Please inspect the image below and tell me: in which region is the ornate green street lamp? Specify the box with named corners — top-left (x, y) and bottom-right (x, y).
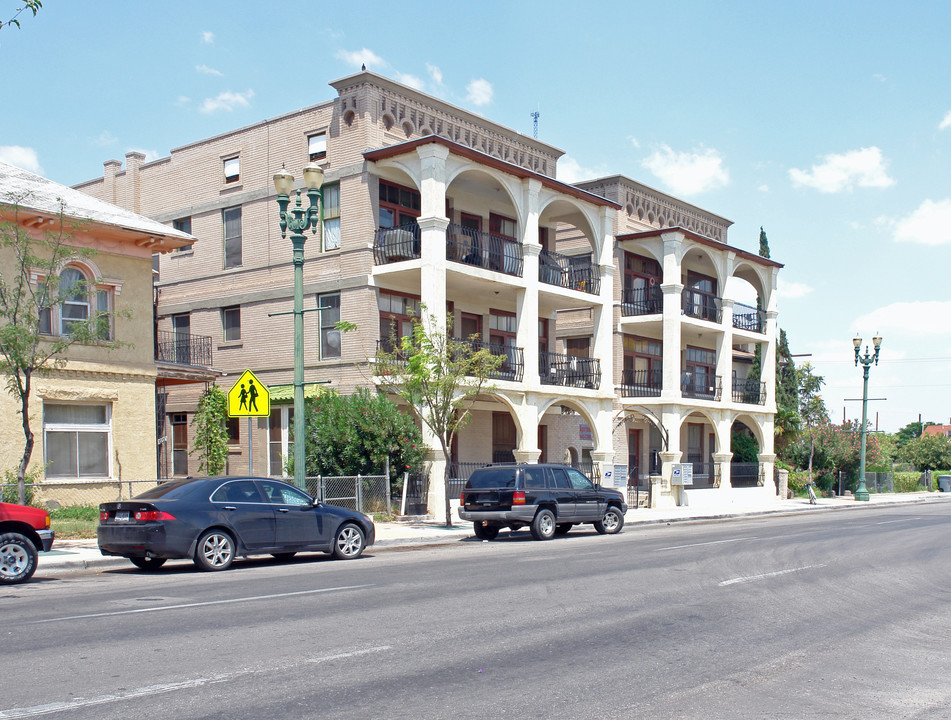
top-left (273, 163), bottom-right (323, 489)
top-left (852, 332), bottom-right (882, 502)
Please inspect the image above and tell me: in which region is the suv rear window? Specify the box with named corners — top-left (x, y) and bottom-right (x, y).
top-left (466, 468), bottom-right (518, 489)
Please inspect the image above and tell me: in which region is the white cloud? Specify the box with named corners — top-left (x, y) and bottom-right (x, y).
top-left (93, 131), bottom-right (117, 147)
top-left (200, 89), bottom-right (254, 114)
top-left (196, 64), bottom-right (222, 76)
top-left (395, 73), bottom-right (424, 90)
top-left (201, 31), bottom-right (214, 44)
top-left (758, 184), bottom-right (769, 193)
top-left (466, 78), bottom-right (493, 107)
top-left (335, 48), bottom-right (385, 69)
top-left (0, 145), bottom-right (42, 174)
top-left (939, 110), bottom-right (951, 130)
top-left (176, 96), bottom-right (191, 105)
top-left (627, 136), bottom-right (640, 149)
top-left (426, 63), bottom-right (443, 86)
top-left (854, 300), bottom-right (951, 337)
top-left (889, 199), bottom-right (951, 245)
top-left (640, 144), bottom-right (729, 195)
top-left (789, 147), bottom-right (894, 193)
top-left (777, 277), bottom-right (813, 299)
top-left (556, 155), bottom-right (609, 184)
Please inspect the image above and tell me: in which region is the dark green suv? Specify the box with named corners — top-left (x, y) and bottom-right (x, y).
top-left (458, 463), bottom-right (627, 540)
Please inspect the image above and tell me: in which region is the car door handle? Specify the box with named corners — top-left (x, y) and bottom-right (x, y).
top-left (224, 506), bottom-right (237, 511)
top-left (277, 508), bottom-right (289, 513)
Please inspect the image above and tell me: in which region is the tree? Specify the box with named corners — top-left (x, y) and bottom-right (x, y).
top-left (898, 433), bottom-right (951, 472)
top-left (894, 420), bottom-right (935, 452)
top-left (758, 226), bottom-right (771, 260)
top-left (785, 421), bottom-right (885, 493)
top-left (774, 329), bottom-right (801, 455)
top-left (796, 362), bottom-right (829, 427)
top-left (1, 1), bottom-right (41, 30)
top-left (0, 196), bottom-right (119, 504)
top-left (300, 388), bottom-right (426, 486)
top-left (374, 309), bottom-right (503, 526)
top-left (191, 385), bottom-right (229, 475)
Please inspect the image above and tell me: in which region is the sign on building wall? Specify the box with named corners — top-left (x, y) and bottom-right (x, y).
top-left (579, 424), bottom-right (592, 441)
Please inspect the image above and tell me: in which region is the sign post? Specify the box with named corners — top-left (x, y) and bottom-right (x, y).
top-left (228, 370), bottom-right (270, 475)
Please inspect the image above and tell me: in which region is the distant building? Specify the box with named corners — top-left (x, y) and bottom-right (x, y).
top-left (923, 424), bottom-right (951, 438)
top-left (75, 71), bottom-right (781, 513)
top-left (0, 160), bottom-right (211, 503)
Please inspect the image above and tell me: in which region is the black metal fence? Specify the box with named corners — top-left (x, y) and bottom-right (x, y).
top-left (732, 377), bottom-right (767, 405)
top-left (538, 249), bottom-right (600, 295)
top-left (621, 285), bottom-right (663, 316)
top-left (620, 368), bottom-right (663, 397)
top-left (540, 352), bottom-right (601, 389)
top-left (155, 330), bottom-right (213, 367)
top-left (446, 223), bottom-right (523, 277)
top-left (682, 373), bottom-right (722, 401)
top-left (730, 462), bottom-right (763, 488)
top-left (682, 288), bottom-right (722, 322)
top-left (732, 302), bottom-right (765, 333)
top-left (373, 224), bottom-right (421, 264)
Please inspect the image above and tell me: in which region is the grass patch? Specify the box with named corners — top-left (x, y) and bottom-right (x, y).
top-left (49, 505), bottom-right (99, 539)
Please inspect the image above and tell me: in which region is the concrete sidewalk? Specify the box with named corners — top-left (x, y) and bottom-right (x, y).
top-left (36, 491), bottom-right (948, 574)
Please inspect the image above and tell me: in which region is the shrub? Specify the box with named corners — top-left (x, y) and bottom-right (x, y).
top-left (2, 468), bottom-right (39, 505)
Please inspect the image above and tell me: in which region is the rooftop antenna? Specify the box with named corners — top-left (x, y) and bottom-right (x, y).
top-left (531, 107), bottom-right (540, 139)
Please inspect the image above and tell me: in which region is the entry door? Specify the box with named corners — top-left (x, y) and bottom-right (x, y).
top-left (628, 429), bottom-right (641, 486)
top-left (492, 412), bottom-right (516, 463)
top-left (460, 312), bottom-right (482, 342)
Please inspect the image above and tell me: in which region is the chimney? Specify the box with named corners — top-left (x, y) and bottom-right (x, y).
top-left (103, 159), bottom-right (121, 204)
top-left (125, 151), bottom-right (146, 214)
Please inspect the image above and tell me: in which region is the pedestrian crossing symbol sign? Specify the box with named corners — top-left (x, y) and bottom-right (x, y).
top-left (227, 369), bottom-right (270, 417)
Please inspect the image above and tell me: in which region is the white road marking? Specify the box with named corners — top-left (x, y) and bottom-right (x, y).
top-left (658, 537), bottom-right (757, 551)
top-left (875, 518), bottom-right (921, 525)
top-left (719, 564), bottom-right (826, 586)
top-left (30, 585), bottom-right (373, 624)
top-left (0, 646), bottom-right (393, 718)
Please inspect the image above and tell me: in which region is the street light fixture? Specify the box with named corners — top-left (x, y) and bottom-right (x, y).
top-left (853, 332), bottom-right (882, 501)
top-left (273, 162), bottom-right (323, 489)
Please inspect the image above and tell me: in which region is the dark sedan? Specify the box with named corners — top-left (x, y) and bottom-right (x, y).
top-left (98, 477), bottom-right (375, 571)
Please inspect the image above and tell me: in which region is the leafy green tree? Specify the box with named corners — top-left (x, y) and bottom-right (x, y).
top-left (374, 309), bottom-right (503, 526)
top-left (898, 433), bottom-right (951, 472)
top-left (300, 388), bottom-right (426, 487)
top-left (191, 385), bottom-right (229, 475)
top-left (758, 226), bottom-right (771, 260)
top-left (774, 329), bottom-right (801, 454)
top-left (894, 421), bottom-right (935, 452)
top-left (1, 1), bottom-right (41, 31)
top-left (0, 196), bottom-right (120, 504)
top-left (785, 421), bottom-right (884, 493)
top-left (796, 362), bottom-right (829, 427)
top-left (731, 431), bottom-right (760, 463)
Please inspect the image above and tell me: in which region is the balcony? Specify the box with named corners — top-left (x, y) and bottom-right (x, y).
top-left (155, 330), bottom-right (213, 367)
top-left (621, 286), bottom-right (663, 317)
top-left (538, 249), bottom-right (600, 295)
top-left (732, 302), bottom-right (765, 333)
top-left (681, 372), bottom-right (721, 401)
top-left (682, 287), bottom-right (722, 323)
top-left (446, 223), bottom-right (523, 277)
top-left (455, 338), bottom-right (525, 382)
top-left (540, 351), bottom-right (601, 389)
top-left (732, 377), bottom-right (767, 405)
top-left (373, 224), bottom-right (421, 265)
top-left (620, 368), bottom-right (663, 397)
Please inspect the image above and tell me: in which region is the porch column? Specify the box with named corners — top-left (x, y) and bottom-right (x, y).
top-left (717, 298), bottom-right (735, 404)
top-left (757, 452), bottom-right (777, 494)
top-left (517, 246), bottom-right (541, 384)
top-left (417, 144), bottom-right (449, 334)
top-left (423, 440), bottom-right (447, 519)
top-left (655, 408), bottom-right (683, 507)
top-left (762, 308), bottom-right (779, 415)
top-left (593, 263), bottom-right (614, 394)
top-left (513, 398), bottom-right (541, 464)
top-left (713, 452), bottom-right (733, 490)
top-left (715, 412), bottom-right (733, 490)
top-left (660, 233), bottom-right (684, 401)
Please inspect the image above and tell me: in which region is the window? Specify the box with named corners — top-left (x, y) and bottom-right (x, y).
top-left (223, 206), bottom-right (242, 269)
top-left (308, 132), bottom-right (327, 161)
top-left (489, 213), bottom-right (517, 239)
top-left (268, 407), bottom-right (291, 477)
top-left (172, 217), bottom-right (192, 252)
top-left (322, 182), bottom-right (340, 251)
top-left (222, 305), bottom-right (241, 342)
top-left (318, 292), bottom-right (341, 359)
top-left (260, 479), bottom-right (312, 506)
top-left (623, 335), bottom-right (663, 392)
top-left (38, 265), bottom-right (114, 340)
top-left (379, 180), bottom-right (420, 229)
top-left (171, 413), bottom-right (188, 476)
top-left (566, 337), bottom-right (590, 357)
top-left (224, 156), bottom-right (240, 183)
top-left (490, 310), bottom-right (518, 377)
top-left (226, 417), bottom-right (240, 445)
top-left (379, 292), bottom-right (420, 349)
top-left (44, 403), bottom-right (111, 479)
top-left (60, 267), bottom-right (89, 335)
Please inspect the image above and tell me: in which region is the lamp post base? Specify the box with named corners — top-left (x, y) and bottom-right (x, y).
top-left (854, 489), bottom-right (870, 501)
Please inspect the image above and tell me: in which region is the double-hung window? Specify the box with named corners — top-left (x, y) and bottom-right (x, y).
top-left (308, 132), bottom-right (327, 161)
top-left (322, 183), bottom-right (340, 251)
top-left (223, 206), bottom-right (242, 269)
top-left (44, 403), bottom-right (112, 479)
top-left (173, 217), bottom-right (193, 252)
top-left (318, 292), bottom-right (341, 359)
top-left (222, 305), bottom-right (241, 342)
top-left (224, 156), bottom-right (240, 184)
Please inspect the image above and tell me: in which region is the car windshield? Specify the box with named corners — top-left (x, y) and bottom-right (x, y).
top-left (466, 468), bottom-right (518, 489)
top-left (134, 480), bottom-right (197, 500)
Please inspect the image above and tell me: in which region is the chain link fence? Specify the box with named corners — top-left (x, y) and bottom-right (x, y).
top-left (302, 475), bottom-right (390, 516)
top-left (1, 480), bottom-right (165, 509)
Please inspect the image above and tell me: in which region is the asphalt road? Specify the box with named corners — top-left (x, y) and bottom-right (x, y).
top-left (4, 503), bottom-right (951, 719)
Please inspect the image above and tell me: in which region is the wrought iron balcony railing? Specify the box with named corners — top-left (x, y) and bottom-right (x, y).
top-left (538, 249), bottom-right (600, 295)
top-left (681, 372), bottom-right (722, 401)
top-left (621, 285), bottom-right (663, 316)
top-left (732, 302), bottom-right (766, 333)
top-left (620, 368), bottom-right (663, 397)
top-left (373, 223), bottom-right (421, 265)
top-left (453, 338), bottom-right (524, 382)
top-left (155, 330), bottom-right (213, 367)
top-left (446, 223), bottom-right (523, 277)
top-left (539, 351), bottom-right (601, 389)
top-left (732, 377), bottom-right (767, 405)
top-left (682, 287), bottom-right (722, 323)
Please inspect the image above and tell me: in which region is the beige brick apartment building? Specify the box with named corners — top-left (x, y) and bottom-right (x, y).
top-left (76, 70), bottom-right (781, 513)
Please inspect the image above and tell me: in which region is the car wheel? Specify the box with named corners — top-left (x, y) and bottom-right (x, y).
top-left (194, 529), bottom-right (235, 571)
top-left (129, 556), bottom-right (167, 570)
top-left (530, 509), bottom-right (556, 541)
top-left (0, 532), bottom-right (37, 585)
top-left (594, 506), bottom-right (625, 535)
top-left (271, 552), bottom-right (297, 561)
top-left (473, 523), bottom-right (500, 540)
top-left (554, 523), bottom-right (573, 536)
top-left (332, 524), bottom-right (365, 560)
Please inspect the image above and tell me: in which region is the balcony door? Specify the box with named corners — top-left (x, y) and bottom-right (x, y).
top-left (172, 313), bottom-right (190, 364)
top-left (460, 312), bottom-right (481, 342)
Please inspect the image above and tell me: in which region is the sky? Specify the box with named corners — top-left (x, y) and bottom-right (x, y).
top-left (1, 0), bottom-right (949, 433)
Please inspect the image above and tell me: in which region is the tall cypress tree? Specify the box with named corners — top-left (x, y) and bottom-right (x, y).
top-left (759, 226), bottom-right (770, 259)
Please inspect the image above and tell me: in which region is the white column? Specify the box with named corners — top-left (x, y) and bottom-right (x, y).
top-left (660, 234), bottom-right (684, 401)
top-left (717, 298), bottom-right (734, 404)
top-left (416, 144), bottom-right (449, 335)
top-left (518, 179), bottom-right (542, 385)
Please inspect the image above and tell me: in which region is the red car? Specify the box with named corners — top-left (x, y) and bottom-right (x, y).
top-left (0, 502), bottom-right (55, 584)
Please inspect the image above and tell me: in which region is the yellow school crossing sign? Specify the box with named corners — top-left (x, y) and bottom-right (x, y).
top-left (227, 369), bottom-right (270, 417)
